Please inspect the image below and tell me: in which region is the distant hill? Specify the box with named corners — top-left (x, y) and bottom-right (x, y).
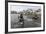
top-left (11, 11), bottom-right (17, 14)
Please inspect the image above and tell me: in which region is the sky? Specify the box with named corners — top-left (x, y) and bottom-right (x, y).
top-left (10, 5), bottom-right (41, 12)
